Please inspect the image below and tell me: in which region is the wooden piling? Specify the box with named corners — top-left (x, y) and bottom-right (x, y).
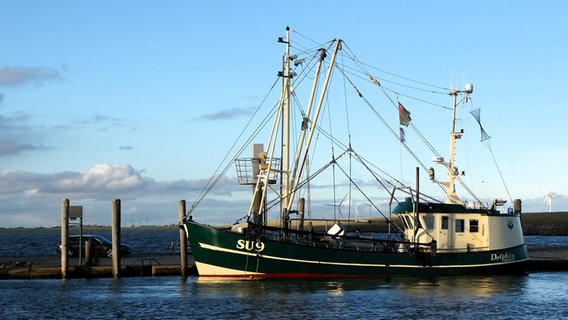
top-left (179, 200), bottom-right (187, 276)
top-left (85, 239), bottom-right (93, 266)
top-left (61, 199), bottom-right (69, 279)
top-left (112, 199), bottom-right (121, 278)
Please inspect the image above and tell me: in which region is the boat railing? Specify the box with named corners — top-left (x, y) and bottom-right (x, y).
top-left (251, 224), bottom-right (491, 254)
top-left (289, 236), bottom-right (405, 252)
top-left (253, 224), bottom-right (491, 254)
top-left (257, 225), bottom-right (408, 252)
top-left (432, 245), bottom-right (490, 254)
top-left (464, 201), bottom-right (489, 210)
top-left (235, 157), bottom-right (280, 185)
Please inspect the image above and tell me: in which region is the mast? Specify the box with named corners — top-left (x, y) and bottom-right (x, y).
top-left (282, 27), bottom-right (291, 204)
top-left (285, 39), bottom-right (342, 213)
top-left (286, 48), bottom-right (326, 208)
top-left (244, 28), bottom-right (292, 226)
top-left (439, 83), bottom-right (473, 204)
top-left (278, 27), bottom-right (292, 229)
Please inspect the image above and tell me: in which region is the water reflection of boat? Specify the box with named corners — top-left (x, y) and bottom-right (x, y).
top-left (193, 275), bottom-right (524, 299)
top-left (182, 27), bottom-right (528, 278)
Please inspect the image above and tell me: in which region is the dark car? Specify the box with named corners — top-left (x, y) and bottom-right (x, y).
top-left (56, 235), bottom-right (131, 257)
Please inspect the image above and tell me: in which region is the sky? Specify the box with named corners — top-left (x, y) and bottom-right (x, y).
top-left (1, 1), bottom-right (567, 228)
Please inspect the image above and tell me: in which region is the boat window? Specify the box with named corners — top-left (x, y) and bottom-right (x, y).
top-left (441, 216), bottom-right (449, 230)
top-left (399, 216), bottom-right (409, 229)
top-left (423, 215), bottom-right (435, 230)
top-left (470, 219), bottom-right (479, 232)
top-left (404, 215), bottom-right (414, 229)
top-left (456, 219), bottom-right (465, 232)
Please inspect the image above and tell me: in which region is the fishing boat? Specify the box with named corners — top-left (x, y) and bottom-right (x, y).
top-left (182, 27), bottom-right (528, 278)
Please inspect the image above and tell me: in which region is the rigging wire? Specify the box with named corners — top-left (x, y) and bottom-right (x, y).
top-left (188, 78), bottom-right (281, 215)
top-left (487, 144), bottom-right (513, 204)
top-left (469, 98), bottom-right (513, 204)
top-left (341, 42), bottom-right (450, 92)
top-left (290, 29), bottom-right (333, 53)
top-left (190, 34), bottom-right (509, 225)
top-left (291, 32), bottom-right (451, 111)
top-left (298, 105), bottom-right (441, 211)
top-left (333, 152), bottom-right (406, 234)
top-left (335, 64), bottom-right (431, 173)
top-left (335, 47), bottom-right (489, 200)
top-left (189, 39), bottom-right (324, 216)
top-left (295, 38), bottom-right (458, 202)
top-left (338, 64), bottom-right (452, 110)
top-left (337, 46), bottom-right (453, 197)
top-left (341, 50), bottom-right (355, 225)
top-left (263, 147), bottom-right (407, 233)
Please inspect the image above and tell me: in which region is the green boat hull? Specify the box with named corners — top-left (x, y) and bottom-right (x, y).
top-left (184, 221), bottom-right (529, 278)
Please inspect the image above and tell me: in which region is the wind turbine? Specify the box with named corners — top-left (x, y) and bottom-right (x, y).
top-left (545, 193), bottom-right (552, 213)
top-left (326, 195), bottom-right (367, 219)
top-left (541, 186), bottom-right (557, 213)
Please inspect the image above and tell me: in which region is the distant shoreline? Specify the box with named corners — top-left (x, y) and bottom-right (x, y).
top-left (2, 212), bottom-right (567, 236)
top-left (520, 211), bottom-right (568, 236)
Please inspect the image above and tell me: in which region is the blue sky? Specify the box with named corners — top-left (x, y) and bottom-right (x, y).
top-left (1, 1), bottom-right (567, 227)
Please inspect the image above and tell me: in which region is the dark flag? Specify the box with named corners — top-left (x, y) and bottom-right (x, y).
top-left (399, 127), bottom-right (406, 143)
top-left (398, 102), bottom-right (412, 127)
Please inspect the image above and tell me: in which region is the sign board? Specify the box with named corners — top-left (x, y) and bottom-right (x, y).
top-left (69, 206), bottom-right (83, 219)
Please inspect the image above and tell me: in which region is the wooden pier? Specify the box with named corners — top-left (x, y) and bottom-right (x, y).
top-left (526, 245), bottom-right (568, 271)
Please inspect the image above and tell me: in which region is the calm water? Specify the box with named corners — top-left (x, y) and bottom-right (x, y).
top-left (1, 273), bottom-right (567, 319)
top-left (1, 228), bottom-right (568, 318)
top-left (1, 227), bottom-right (566, 257)
top-left (0, 227), bottom-right (183, 257)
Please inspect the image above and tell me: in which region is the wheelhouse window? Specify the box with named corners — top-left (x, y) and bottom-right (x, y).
top-left (470, 219), bottom-right (479, 232)
top-left (441, 216), bottom-right (449, 230)
top-left (406, 215), bottom-right (414, 229)
top-left (456, 219), bottom-right (465, 232)
top-left (423, 215), bottom-right (435, 230)
top-left (399, 215), bottom-right (411, 229)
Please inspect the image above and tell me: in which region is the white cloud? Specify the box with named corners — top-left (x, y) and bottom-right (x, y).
top-left (0, 163), bottom-right (245, 227)
top-left (0, 161), bottom-right (566, 228)
top-left (55, 164), bottom-right (144, 192)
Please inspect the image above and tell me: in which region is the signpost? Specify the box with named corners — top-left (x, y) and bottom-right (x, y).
top-left (69, 206), bottom-right (83, 264)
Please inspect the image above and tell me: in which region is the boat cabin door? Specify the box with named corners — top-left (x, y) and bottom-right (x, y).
top-left (438, 215), bottom-right (450, 249)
